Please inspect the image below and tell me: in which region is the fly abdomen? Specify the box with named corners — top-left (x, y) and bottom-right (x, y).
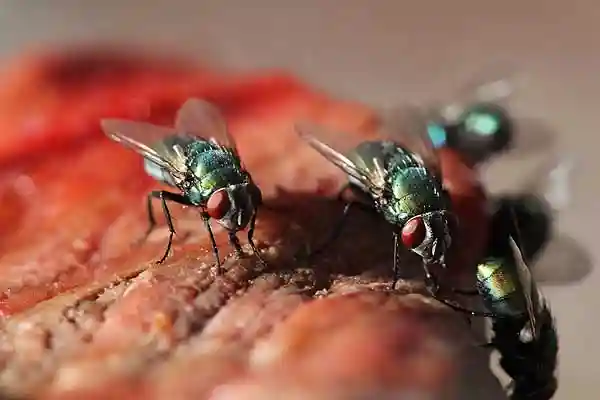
top-left (476, 259), bottom-right (527, 318)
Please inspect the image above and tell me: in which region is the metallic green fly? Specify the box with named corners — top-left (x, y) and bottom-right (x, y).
top-left (440, 156), bottom-right (569, 400)
top-left (101, 99), bottom-right (266, 273)
top-left (295, 107), bottom-right (455, 294)
top-left (451, 213), bottom-right (559, 400)
top-left (426, 73), bottom-right (515, 165)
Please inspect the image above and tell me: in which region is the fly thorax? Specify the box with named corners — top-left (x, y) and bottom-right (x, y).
top-left (184, 140), bottom-right (218, 163)
top-left (198, 167), bottom-right (243, 198)
top-left (389, 169), bottom-right (443, 217)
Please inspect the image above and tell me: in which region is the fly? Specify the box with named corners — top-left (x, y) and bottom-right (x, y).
top-left (295, 107), bottom-right (455, 294)
top-left (426, 74), bottom-right (516, 166)
top-left (101, 98), bottom-right (266, 273)
top-left (449, 208), bottom-right (559, 400)
top-left (427, 102), bottom-right (566, 398)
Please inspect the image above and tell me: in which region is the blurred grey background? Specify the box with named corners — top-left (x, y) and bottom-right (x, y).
top-left (0, 1), bottom-right (598, 398)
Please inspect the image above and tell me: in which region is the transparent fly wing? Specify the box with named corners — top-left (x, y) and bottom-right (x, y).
top-left (507, 235), bottom-right (538, 340)
top-left (439, 67), bottom-right (519, 123)
top-left (174, 98), bottom-right (238, 155)
top-left (505, 152), bottom-right (574, 217)
top-left (485, 150), bottom-right (574, 215)
top-left (295, 121), bottom-right (386, 195)
top-left (527, 155), bottom-right (574, 215)
top-left (378, 105), bottom-right (443, 177)
top-left (101, 119), bottom-right (188, 181)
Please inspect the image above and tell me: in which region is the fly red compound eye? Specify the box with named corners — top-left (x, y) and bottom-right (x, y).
top-left (206, 189), bottom-right (231, 220)
top-left (401, 216), bottom-right (426, 249)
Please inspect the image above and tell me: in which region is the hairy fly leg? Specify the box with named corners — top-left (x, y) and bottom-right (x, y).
top-left (139, 190), bottom-right (194, 264)
top-left (229, 232), bottom-right (244, 257)
top-left (201, 211), bottom-right (222, 275)
top-left (392, 231), bottom-right (400, 289)
top-left (424, 271), bottom-right (499, 319)
top-left (247, 211), bottom-right (267, 268)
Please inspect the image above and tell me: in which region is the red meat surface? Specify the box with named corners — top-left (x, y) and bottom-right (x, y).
top-left (0, 49), bottom-right (490, 399)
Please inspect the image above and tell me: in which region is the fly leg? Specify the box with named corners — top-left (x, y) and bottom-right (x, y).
top-left (435, 297), bottom-right (498, 318)
top-left (393, 229), bottom-right (441, 291)
top-left (432, 293), bottom-right (499, 318)
top-left (391, 233), bottom-right (436, 291)
top-left (422, 262), bottom-right (441, 296)
top-left (307, 183), bottom-right (375, 259)
top-left (248, 211), bottom-right (267, 268)
top-left (136, 193), bottom-right (159, 246)
top-left (424, 273), bottom-right (496, 345)
top-left (201, 211), bottom-right (222, 275)
top-left (307, 201), bottom-right (353, 259)
top-left (392, 232), bottom-right (401, 289)
top-left (141, 191), bottom-right (193, 264)
top-left (228, 232), bottom-right (243, 257)
top-left (419, 261), bottom-right (499, 317)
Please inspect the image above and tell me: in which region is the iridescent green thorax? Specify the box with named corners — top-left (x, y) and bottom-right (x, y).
top-left (184, 140), bottom-right (248, 205)
top-left (383, 146), bottom-right (445, 225)
top-left (476, 257), bottom-right (527, 318)
top-left (385, 166), bottom-right (445, 223)
top-left (347, 141), bottom-right (447, 226)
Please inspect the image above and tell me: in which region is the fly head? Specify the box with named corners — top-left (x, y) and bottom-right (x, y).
top-left (209, 183), bottom-right (261, 232)
top-left (401, 211), bottom-right (453, 267)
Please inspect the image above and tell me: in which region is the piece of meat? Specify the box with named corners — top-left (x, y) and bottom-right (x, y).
top-left (0, 50), bottom-right (495, 400)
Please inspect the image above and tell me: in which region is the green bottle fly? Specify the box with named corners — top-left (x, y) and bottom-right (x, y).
top-left (101, 98), bottom-right (265, 273)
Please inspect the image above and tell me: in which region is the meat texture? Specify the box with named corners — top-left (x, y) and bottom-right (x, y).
top-left (0, 49), bottom-right (497, 400)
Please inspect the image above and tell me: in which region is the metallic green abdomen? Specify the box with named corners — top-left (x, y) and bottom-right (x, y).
top-left (185, 141), bottom-right (247, 204)
top-left (476, 258), bottom-right (527, 318)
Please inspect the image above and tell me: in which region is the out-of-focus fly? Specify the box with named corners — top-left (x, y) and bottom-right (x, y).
top-left (430, 106), bottom-right (567, 399)
top-left (426, 74), bottom-right (515, 165)
top-left (451, 211), bottom-right (559, 400)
